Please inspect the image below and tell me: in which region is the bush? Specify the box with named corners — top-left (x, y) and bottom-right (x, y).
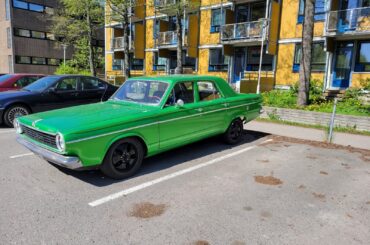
top-left (55, 62), bottom-right (91, 76)
top-left (359, 78), bottom-right (370, 91)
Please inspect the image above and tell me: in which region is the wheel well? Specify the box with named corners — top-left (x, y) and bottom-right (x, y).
top-left (130, 136), bottom-right (148, 156)
top-left (4, 103), bottom-right (32, 114)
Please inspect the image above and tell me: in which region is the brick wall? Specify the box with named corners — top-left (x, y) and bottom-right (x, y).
top-left (261, 107), bottom-right (370, 132)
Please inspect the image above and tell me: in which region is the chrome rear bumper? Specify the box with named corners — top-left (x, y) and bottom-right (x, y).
top-left (16, 136), bottom-right (83, 170)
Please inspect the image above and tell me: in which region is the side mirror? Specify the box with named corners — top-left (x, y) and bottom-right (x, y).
top-left (175, 99), bottom-right (184, 107)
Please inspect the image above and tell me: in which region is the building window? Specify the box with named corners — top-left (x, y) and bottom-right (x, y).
top-left (8, 55), bottom-right (13, 72)
top-left (129, 55), bottom-right (144, 70)
top-left (31, 30), bottom-right (46, 39)
top-left (153, 52), bottom-right (166, 71)
top-left (47, 58), bottom-right (60, 66)
top-left (112, 59), bottom-right (122, 70)
top-left (5, 0), bottom-right (10, 20)
top-left (246, 46), bottom-right (274, 71)
top-left (153, 19), bottom-right (159, 39)
top-left (7, 27), bottom-right (12, 49)
top-left (31, 57), bottom-right (46, 65)
top-left (211, 9), bottom-right (222, 33)
top-left (293, 42), bottom-right (326, 72)
top-left (209, 49), bottom-right (229, 71)
top-left (15, 56), bottom-right (31, 64)
top-left (14, 28), bottom-right (55, 40)
top-left (298, 0), bottom-right (326, 23)
top-left (355, 41), bottom-right (370, 72)
top-left (14, 28), bottom-right (31, 37)
top-left (12, 0), bottom-right (51, 13)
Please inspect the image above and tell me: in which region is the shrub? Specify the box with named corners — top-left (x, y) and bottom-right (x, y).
top-left (55, 62), bottom-right (91, 76)
top-left (359, 78), bottom-right (370, 91)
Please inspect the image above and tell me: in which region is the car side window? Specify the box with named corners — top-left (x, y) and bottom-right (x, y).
top-left (197, 81), bottom-right (222, 102)
top-left (28, 76), bottom-right (39, 84)
top-left (14, 77), bottom-right (31, 87)
top-left (55, 77), bottom-right (78, 91)
top-left (81, 77), bottom-right (106, 91)
top-left (166, 82), bottom-right (194, 106)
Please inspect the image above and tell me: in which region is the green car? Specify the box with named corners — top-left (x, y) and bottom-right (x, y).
top-left (15, 75), bottom-right (262, 179)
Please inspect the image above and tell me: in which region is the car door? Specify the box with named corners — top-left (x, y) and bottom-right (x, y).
top-left (158, 81), bottom-right (204, 149)
top-left (52, 76), bottom-right (81, 108)
top-left (195, 80), bottom-right (228, 134)
top-left (79, 77), bottom-right (106, 103)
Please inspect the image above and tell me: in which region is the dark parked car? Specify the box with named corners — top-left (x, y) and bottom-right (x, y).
top-left (0, 75), bottom-right (118, 127)
top-left (0, 74), bottom-right (44, 92)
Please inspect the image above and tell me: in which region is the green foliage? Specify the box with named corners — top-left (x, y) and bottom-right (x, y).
top-left (262, 80), bottom-right (370, 117)
top-left (359, 78), bottom-right (370, 90)
top-left (55, 62), bottom-right (90, 75)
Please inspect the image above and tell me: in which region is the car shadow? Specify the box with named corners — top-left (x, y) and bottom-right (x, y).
top-left (55, 130), bottom-right (270, 187)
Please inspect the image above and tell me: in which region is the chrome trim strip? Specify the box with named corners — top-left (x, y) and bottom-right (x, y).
top-left (67, 102), bottom-right (258, 144)
top-left (17, 136), bottom-right (82, 170)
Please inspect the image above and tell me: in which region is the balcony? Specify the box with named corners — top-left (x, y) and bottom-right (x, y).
top-left (157, 31), bottom-right (188, 48)
top-left (325, 7), bottom-right (370, 37)
top-left (112, 37), bottom-right (134, 51)
top-left (220, 19), bottom-right (269, 45)
top-left (154, 0), bottom-right (199, 15)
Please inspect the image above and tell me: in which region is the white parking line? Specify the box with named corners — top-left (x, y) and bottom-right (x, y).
top-left (9, 153), bottom-right (34, 159)
top-left (89, 139), bottom-right (273, 207)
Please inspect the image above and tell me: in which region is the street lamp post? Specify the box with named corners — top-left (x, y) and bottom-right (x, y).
top-left (61, 44), bottom-right (68, 71)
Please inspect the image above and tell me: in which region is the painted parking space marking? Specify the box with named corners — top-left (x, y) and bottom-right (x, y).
top-left (89, 139), bottom-right (273, 207)
top-left (9, 153), bottom-right (34, 159)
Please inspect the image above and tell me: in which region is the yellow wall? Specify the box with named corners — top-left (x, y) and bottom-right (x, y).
top-left (199, 10), bottom-right (220, 45)
top-left (279, 0), bottom-right (324, 39)
top-left (351, 73), bottom-right (370, 88)
top-left (146, 19), bottom-right (155, 49)
top-left (275, 43), bottom-right (325, 86)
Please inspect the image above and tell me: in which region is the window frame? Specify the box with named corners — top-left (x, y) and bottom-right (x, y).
top-left (196, 80), bottom-right (224, 102)
top-left (293, 42), bottom-right (326, 72)
top-left (355, 41), bottom-right (370, 72)
top-left (208, 48), bottom-right (229, 72)
top-left (153, 52), bottom-right (166, 71)
top-left (12, 0), bottom-right (52, 13)
top-left (297, 0), bottom-right (326, 23)
top-left (210, 8), bottom-right (222, 33)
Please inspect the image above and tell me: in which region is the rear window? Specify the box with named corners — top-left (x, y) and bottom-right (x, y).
top-left (0, 74), bottom-right (15, 83)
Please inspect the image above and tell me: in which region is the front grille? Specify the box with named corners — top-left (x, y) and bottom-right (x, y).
top-left (21, 125), bottom-right (57, 148)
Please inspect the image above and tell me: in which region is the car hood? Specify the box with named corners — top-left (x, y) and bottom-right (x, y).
top-left (19, 101), bottom-right (159, 136)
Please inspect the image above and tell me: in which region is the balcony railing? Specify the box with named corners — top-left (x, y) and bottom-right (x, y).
top-left (326, 7), bottom-right (370, 34)
top-left (155, 0), bottom-right (176, 8)
top-left (157, 31), bottom-right (188, 47)
top-left (112, 37), bottom-right (134, 51)
top-left (220, 19), bottom-right (268, 42)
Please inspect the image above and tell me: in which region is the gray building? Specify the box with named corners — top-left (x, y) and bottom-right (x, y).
top-left (0, 0), bottom-right (104, 75)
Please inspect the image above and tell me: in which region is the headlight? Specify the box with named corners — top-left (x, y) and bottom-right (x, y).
top-left (56, 133), bottom-right (65, 152)
top-left (14, 119), bottom-right (23, 134)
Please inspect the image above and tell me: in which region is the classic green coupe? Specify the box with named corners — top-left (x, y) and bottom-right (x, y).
top-left (15, 75), bottom-right (262, 179)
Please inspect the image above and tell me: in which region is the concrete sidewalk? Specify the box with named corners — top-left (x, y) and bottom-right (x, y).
top-left (245, 121), bottom-right (370, 150)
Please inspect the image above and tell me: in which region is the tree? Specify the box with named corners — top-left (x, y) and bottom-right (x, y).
top-left (51, 0), bottom-right (104, 76)
top-left (298, 0), bottom-right (315, 106)
top-left (106, 0), bottom-right (133, 79)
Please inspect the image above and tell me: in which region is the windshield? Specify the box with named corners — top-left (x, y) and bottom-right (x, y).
top-left (23, 76), bottom-right (59, 92)
top-left (111, 80), bottom-right (169, 105)
top-left (0, 74), bottom-right (15, 83)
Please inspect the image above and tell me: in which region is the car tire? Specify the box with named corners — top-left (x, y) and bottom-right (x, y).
top-left (4, 105), bottom-right (30, 127)
top-left (223, 118), bottom-right (244, 145)
top-left (100, 138), bottom-right (144, 180)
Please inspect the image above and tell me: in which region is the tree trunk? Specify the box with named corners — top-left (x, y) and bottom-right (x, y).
top-left (86, 10), bottom-right (96, 76)
top-left (122, 11), bottom-right (131, 79)
top-left (298, 0), bottom-right (315, 106)
top-left (175, 11), bottom-right (183, 74)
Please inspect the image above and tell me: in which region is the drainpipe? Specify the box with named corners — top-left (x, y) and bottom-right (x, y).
top-left (256, 0), bottom-right (270, 94)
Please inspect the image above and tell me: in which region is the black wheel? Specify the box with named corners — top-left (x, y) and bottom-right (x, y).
top-left (100, 138), bottom-right (144, 179)
top-left (4, 105), bottom-right (30, 127)
top-left (223, 118), bottom-right (244, 144)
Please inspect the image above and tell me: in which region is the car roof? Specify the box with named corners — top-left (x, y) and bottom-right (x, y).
top-left (9, 73), bottom-right (45, 76)
top-left (130, 75), bottom-right (225, 84)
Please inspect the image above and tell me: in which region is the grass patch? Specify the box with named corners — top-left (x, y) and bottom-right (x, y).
top-left (256, 117), bottom-right (370, 136)
top-left (262, 80), bottom-right (370, 117)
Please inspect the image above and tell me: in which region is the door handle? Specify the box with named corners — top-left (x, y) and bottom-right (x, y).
top-left (195, 108), bottom-right (203, 113)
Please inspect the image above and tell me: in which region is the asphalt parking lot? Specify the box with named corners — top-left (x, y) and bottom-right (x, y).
top-left (0, 126), bottom-right (369, 245)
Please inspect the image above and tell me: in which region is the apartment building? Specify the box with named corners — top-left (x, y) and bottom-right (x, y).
top-left (105, 0), bottom-right (370, 91)
top-left (0, 0), bottom-right (104, 75)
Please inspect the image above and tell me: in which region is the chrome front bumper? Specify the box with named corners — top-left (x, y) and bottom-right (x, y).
top-left (16, 136), bottom-right (83, 170)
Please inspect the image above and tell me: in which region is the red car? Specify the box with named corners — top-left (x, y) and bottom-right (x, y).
top-left (0, 74), bottom-right (44, 92)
